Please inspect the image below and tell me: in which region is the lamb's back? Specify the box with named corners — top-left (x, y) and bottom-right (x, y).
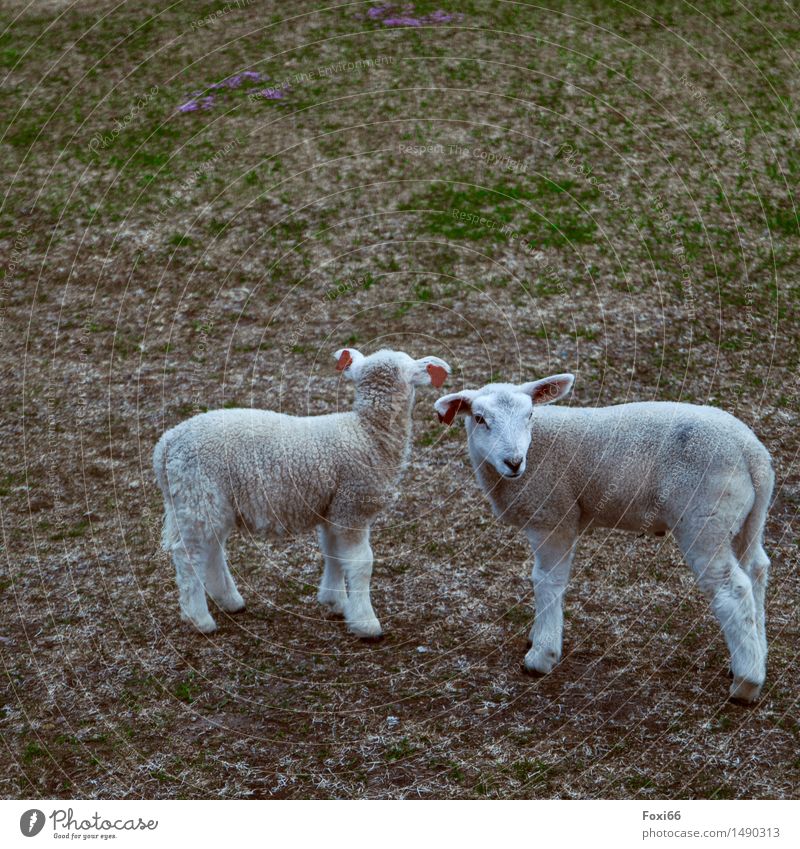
top-left (539, 401), bottom-right (761, 470)
top-left (158, 407), bottom-right (357, 494)
top-left (511, 401), bottom-right (765, 531)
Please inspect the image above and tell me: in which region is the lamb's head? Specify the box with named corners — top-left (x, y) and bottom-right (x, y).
top-left (434, 373), bottom-right (574, 478)
top-left (333, 348), bottom-right (451, 408)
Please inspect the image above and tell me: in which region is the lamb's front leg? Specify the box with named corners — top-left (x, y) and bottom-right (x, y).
top-left (317, 524), bottom-right (347, 616)
top-left (326, 525), bottom-right (382, 639)
top-left (523, 527), bottom-right (577, 675)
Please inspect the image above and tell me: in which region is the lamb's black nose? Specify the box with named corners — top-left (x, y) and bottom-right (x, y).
top-left (504, 458), bottom-right (522, 474)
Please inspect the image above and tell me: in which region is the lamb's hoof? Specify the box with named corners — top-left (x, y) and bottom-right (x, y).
top-left (347, 619), bottom-right (383, 641)
top-left (218, 594), bottom-right (246, 614)
top-left (729, 678), bottom-right (762, 705)
top-left (182, 612), bottom-right (218, 634)
top-left (319, 599), bottom-right (346, 618)
top-left (726, 666), bottom-right (734, 679)
top-left (522, 662), bottom-right (547, 678)
top-left (526, 638), bottom-right (533, 650)
top-left (523, 647), bottom-right (558, 676)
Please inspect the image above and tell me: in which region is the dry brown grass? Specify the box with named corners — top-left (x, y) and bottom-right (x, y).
top-left (1, 0), bottom-right (798, 798)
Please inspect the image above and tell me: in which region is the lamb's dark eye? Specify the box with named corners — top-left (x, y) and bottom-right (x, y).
top-left (474, 414), bottom-right (488, 427)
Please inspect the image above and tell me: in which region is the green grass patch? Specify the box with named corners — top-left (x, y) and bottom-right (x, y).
top-left (402, 178), bottom-right (598, 247)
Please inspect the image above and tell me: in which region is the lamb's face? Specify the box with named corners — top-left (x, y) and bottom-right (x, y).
top-left (434, 373), bottom-right (576, 479)
top-left (465, 388), bottom-right (535, 478)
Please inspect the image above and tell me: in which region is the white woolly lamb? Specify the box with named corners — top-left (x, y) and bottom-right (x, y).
top-left (435, 375), bottom-right (774, 703)
top-left (154, 348), bottom-right (450, 638)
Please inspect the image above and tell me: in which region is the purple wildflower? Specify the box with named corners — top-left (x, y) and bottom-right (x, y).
top-left (426, 10), bottom-right (460, 23)
top-left (178, 69), bottom-right (287, 115)
top-left (259, 87), bottom-right (285, 99)
top-left (366, 4), bottom-right (462, 26)
top-left (382, 16), bottom-right (422, 26)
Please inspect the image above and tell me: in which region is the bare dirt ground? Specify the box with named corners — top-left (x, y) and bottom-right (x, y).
top-left (1, 0), bottom-right (798, 799)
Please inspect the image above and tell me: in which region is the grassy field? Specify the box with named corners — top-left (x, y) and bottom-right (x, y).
top-left (1, 0), bottom-right (798, 799)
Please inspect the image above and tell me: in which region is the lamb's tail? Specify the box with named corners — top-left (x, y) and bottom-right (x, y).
top-left (735, 444), bottom-right (774, 569)
top-left (153, 430), bottom-right (181, 552)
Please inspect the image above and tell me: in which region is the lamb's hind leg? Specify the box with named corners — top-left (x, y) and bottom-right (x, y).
top-left (676, 525), bottom-right (764, 703)
top-left (171, 530), bottom-right (217, 634)
top-left (747, 546), bottom-right (770, 661)
top-left (735, 537), bottom-right (770, 663)
top-left (317, 525), bottom-right (347, 616)
top-left (523, 527), bottom-right (577, 675)
top-left (204, 535), bottom-right (245, 614)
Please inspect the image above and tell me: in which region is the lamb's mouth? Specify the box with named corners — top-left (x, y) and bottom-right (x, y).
top-left (503, 471), bottom-right (523, 479)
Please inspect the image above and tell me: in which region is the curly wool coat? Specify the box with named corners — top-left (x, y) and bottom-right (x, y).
top-left (154, 360), bottom-right (419, 548)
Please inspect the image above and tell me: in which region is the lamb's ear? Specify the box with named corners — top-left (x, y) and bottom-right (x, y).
top-left (333, 347), bottom-right (365, 380)
top-left (519, 373), bottom-right (575, 406)
top-left (413, 356), bottom-right (451, 389)
top-left (434, 390), bottom-right (476, 425)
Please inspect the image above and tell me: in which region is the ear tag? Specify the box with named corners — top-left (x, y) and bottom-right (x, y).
top-left (427, 364), bottom-right (448, 388)
top-left (336, 350), bottom-right (353, 371)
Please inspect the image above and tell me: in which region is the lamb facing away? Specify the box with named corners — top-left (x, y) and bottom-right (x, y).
top-left (435, 375), bottom-right (774, 703)
top-left (154, 348), bottom-right (450, 638)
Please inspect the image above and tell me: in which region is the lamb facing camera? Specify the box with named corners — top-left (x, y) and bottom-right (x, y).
top-left (154, 348), bottom-right (450, 639)
top-left (435, 375), bottom-right (774, 704)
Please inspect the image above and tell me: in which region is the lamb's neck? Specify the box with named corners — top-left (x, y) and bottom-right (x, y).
top-left (355, 389), bottom-right (415, 468)
top-left (472, 451), bottom-right (504, 500)
top-left (472, 455), bottom-right (527, 525)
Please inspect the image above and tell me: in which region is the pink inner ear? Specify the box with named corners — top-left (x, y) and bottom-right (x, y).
top-left (426, 364), bottom-right (448, 389)
top-left (336, 350), bottom-right (353, 371)
top-left (437, 397), bottom-right (468, 425)
top-left (533, 380), bottom-right (560, 403)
